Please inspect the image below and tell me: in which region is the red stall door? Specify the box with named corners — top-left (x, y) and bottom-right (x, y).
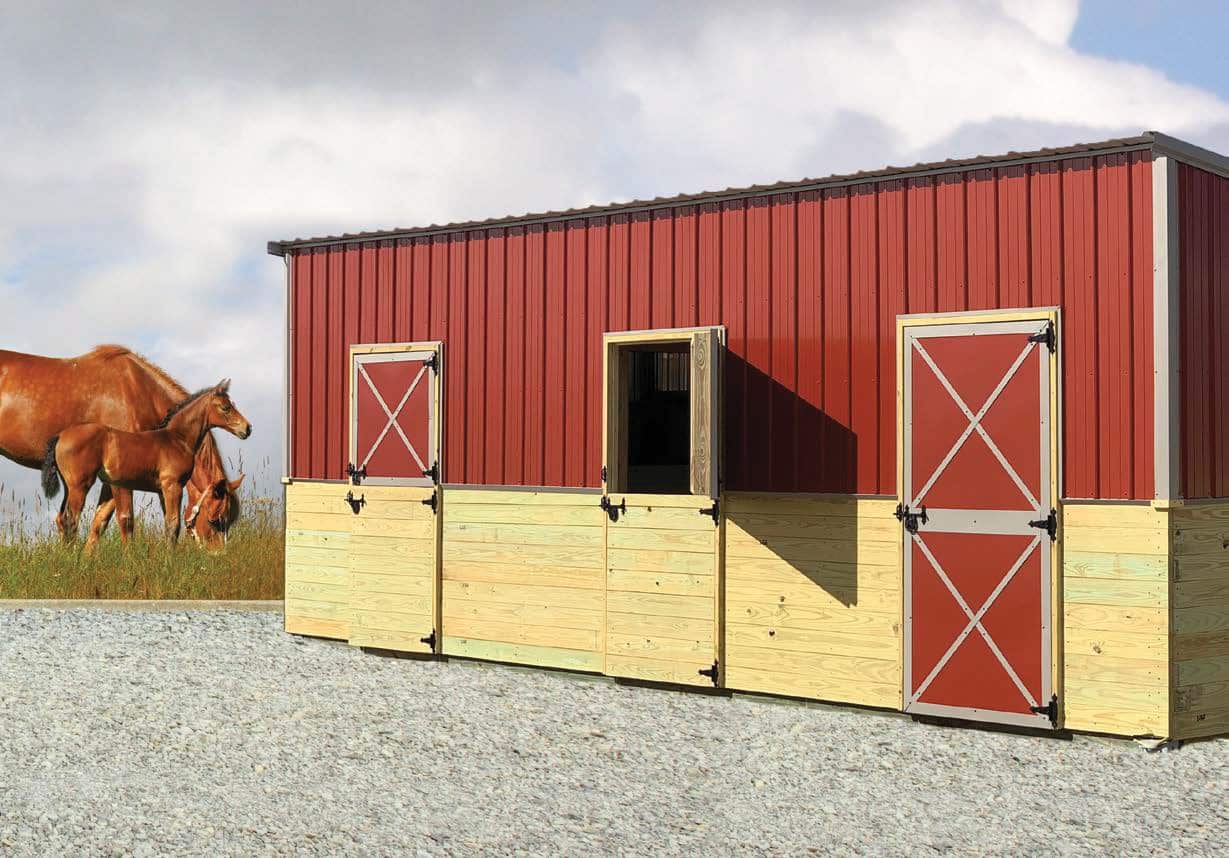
top-left (350, 349), bottom-right (439, 486)
top-left (901, 316), bottom-right (1057, 729)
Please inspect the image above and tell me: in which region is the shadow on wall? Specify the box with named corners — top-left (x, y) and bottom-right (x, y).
top-left (724, 355), bottom-right (875, 611)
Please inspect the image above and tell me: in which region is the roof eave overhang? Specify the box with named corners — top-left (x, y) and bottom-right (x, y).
top-left (265, 131), bottom-right (1228, 257)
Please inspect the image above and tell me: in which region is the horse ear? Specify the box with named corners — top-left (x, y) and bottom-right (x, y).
top-left (212, 479), bottom-right (228, 499)
top-left (228, 473), bottom-right (246, 492)
top-left (216, 378), bottom-right (231, 393)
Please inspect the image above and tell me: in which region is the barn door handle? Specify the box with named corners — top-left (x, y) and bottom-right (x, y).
top-left (346, 463), bottom-right (367, 485)
top-left (698, 661), bottom-right (719, 685)
top-left (699, 500), bottom-right (720, 524)
top-left (345, 491), bottom-right (366, 514)
top-left (423, 462), bottom-right (439, 484)
top-left (421, 491), bottom-right (438, 513)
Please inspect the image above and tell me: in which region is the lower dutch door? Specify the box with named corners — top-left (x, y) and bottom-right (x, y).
top-left (900, 314), bottom-right (1059, 729)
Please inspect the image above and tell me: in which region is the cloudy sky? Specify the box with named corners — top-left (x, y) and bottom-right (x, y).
top-left (2, 0), bottom-right (1227, 521)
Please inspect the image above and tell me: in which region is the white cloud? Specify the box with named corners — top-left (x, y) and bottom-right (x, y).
top-left (2, 0), bottom-right (1228, 519)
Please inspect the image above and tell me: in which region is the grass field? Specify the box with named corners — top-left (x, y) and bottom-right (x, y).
top-left (0, 495), bottom-right (284, 600)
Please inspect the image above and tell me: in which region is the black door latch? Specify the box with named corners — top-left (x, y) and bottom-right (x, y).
top-left (420, 630), bottom-right (437, 652)
top-left (1028, 508), bottom-right (1058, 541)
top-left (698, 661), bottom-right (719, 685)
top-left (894, 503), bottom-right (928, 533)
top-left (345, 491), bottom-right (366, 514)
top-left (421, 491), bottom-right (438, 513)
top-left (423, 462), bottom-right (440, 484)
top-left (600, 495), bottom-right (626, 522)
top-left (1030, 694), bottom-right (1059, 728)
top-left (1028, 323), bottom-right (1056, 353)
top-left (346, 462), bottom-right (367, 485)
top-left (699, 499), bottom-right (720, 524)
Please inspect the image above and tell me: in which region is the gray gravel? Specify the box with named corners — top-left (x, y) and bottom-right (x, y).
top-left (1, 608), bottom-right (1226, 856)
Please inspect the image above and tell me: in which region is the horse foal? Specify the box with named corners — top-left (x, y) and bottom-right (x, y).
top-left (41, 380), bottom-right (252, 546)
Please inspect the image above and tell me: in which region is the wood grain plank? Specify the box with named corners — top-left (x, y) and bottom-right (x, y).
top-left (442, 636), bottom-right (602, 672)
top-left (724, 665), bottom-right (900, 709)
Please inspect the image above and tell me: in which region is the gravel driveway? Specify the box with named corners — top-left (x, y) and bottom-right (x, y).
top-left (0, 607), bottom-right (1226, 856)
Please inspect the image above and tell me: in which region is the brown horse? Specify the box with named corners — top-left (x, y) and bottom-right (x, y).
top-left (0, 345), bottom-right (244, 547)
top-left (42, 381), bottom-right (253, 543)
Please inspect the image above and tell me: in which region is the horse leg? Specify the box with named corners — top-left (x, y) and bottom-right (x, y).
top-left (54, 492), bottom-right (71, 542)
top-left (114, 489), bottom-right (135, 546)
top-left (161, 482), bottom-right (184, 543)
top-left (62, 480), bottom-right (92, 544)
top-left (85, 484), bottom-right (116, 550)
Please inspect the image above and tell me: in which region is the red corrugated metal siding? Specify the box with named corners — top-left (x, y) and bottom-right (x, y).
top-left (1179, 163), bottom-right (1229, 498)
top-left (288, 152), bottom-right (1154, 498)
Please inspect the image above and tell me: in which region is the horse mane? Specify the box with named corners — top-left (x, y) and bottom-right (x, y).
top-left (155, 386), bottom-right (216, 429)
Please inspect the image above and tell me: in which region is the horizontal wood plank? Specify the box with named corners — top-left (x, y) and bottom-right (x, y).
top-left (726, 622), bottom-right (900, 660)
top-left (724, 664), bottom-right (900, 709)
top-left (442, 636), bottom-right (602, 672)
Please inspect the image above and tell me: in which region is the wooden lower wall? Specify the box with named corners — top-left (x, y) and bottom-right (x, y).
top-left (1061, 503), bottom-right (1170, 738)
top-left (1171, 502), bottom-right (1229, 740)
top-left (722, 494), bottom-right (902, 709)
top-left (284, 483), bottom-right (1229, 741)
top-left (440, 489), bottom-right (606, 673)
top-left (284, 481), bottom-right (353, 640)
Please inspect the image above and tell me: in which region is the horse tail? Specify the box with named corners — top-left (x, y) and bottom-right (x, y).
top-left (41, 437), bottom-right (61, 499)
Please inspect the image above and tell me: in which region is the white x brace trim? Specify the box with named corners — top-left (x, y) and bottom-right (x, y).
top-left (359, 362), bottom-right (428, 472)
top-left (909, 532), bottom-right (1042, 709)
top-left (911, 338), bottom-right (1039, 510)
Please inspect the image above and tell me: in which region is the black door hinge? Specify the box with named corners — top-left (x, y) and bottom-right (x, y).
top-left (423, 461), bottom-right (439, 484)
top-left (424, 353), bottom-right (439, 373)
top-left (345, 491), bottom-right (366, 514)
top-left (346, 462), bottom-right (367, 485)
top-left (600, 495), bottom-right (626, 522)
top-left (1028, 508), bottom-right (1058, 541)
top-left (421, 490), bottom-right (438, 514)
top-left (894, 503), bottom-right (928, 534)
top-left (1030, 694), bottom-right (1059, 728)
top-left (1028, 323), bottom-right (1056, 354)
top-left (699, 499), bottom-right (720, 525)
top-left (698, 661), bottom-right (719, 685)
top-left (420, 629), bottom-right (437, 652)
top-left (601, 465), bottom-right (608, 484)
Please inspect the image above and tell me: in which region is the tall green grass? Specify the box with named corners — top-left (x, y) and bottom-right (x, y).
top-left (0, 494), bottom-right (285, 601)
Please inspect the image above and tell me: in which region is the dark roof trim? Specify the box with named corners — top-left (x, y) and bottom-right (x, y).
top-left (266, 131), bottom-right (1194, 256)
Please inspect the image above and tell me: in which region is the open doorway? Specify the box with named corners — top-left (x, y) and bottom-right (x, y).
top-left (603, 326), bottom-right (723, 498)
top-left (625, 345), bottom-right (690, 493)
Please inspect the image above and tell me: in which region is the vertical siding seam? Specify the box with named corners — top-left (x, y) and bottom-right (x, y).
top-left (1025, 164), bottom-right (1034, 307)
top-left (1092, 160), bottom-right (1102, 496)
top-left (1126, 162), bottom-right (1137, 498)
top-left (931, 177), bottom-right (939, 311)
top-left (846, 195), bottom-right (854, 490)
top-left (961, 172), bottom-right (970, 310)
top-left (1206, 174), bottom-right (1218, 493)
top-left (793, 197), bottom-right (801, 492)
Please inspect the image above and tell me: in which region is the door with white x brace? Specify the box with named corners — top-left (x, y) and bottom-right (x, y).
top-left (346, 345), bottom-right (442, 655)
top-left (901, 316), bottom-right (1058, 729)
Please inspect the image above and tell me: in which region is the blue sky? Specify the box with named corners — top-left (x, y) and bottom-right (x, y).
top-left (1, 0), bottom-right (1227, 528)
top-left (1073, 1), bottom-right (1229, 101)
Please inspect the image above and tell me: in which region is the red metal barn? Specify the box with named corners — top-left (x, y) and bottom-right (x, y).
top-left (270, 132), bottom-right (1229, 741)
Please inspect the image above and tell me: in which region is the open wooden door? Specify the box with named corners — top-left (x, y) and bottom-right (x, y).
top-left (601, 327), bottom-right (725, 687)
top-left (689, 326), bottom-right (721, 499)
top-left (346, 342), bottom-right (443, 654)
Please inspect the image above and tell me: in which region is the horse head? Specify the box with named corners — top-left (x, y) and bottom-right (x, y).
top-left (186, 472), bottom-right (244, 550)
